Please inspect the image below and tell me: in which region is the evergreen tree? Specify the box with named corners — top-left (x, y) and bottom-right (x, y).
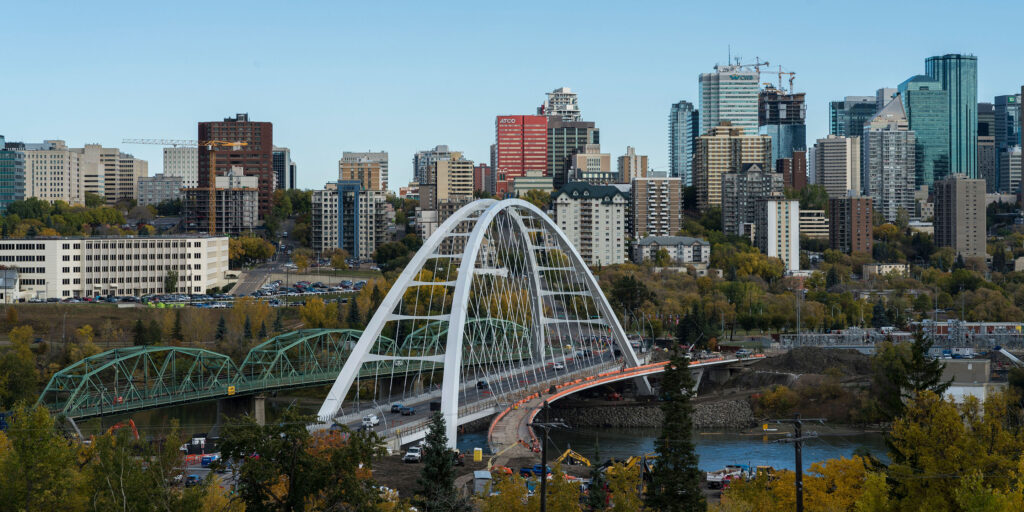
top-left (954, 253), bottom-right (966, 269)
top-left (584, 439), bottom-right (608, 511)
top-left (675, 303), bottom-right (719, 350)
top-left (347, 301), bottom-right (362, 328)
top-left (215, 317), bottom-right (227, 341)
top-left (871, 328), bottom-right (951, 419)
top-left (243, 316), bottom-right (252, 339)
top-left (172, 310), bottom-right (183, 341)
top-left (414, 412), bottom-right (470, 512)
top-left (147, 319), bottom-right (162, 345)
top-left (871, 301), bottom-right (890, 328)
top-left (132, 319), bottom-right (147, 346)
top-left (258, 321), bottom-right (267, 340)
top-left (645, 349), bottom-right (705, 511)
top-left (273, 311), bottom-right (284, 332)
top-left (370, 284), bottom-right (383, 310)
top-left (826, 266), bottom-right (841, 289)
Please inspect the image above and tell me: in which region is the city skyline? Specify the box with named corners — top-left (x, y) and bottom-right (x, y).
top-left (1, 1), bottom-right (1021, 191)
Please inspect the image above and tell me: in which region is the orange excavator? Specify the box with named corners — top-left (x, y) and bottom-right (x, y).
top-left (106, 419), bottom-right (140, 440)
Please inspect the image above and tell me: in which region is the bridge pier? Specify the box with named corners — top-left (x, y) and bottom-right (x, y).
top-left (253, 394), bottom-right (266, 426)
top-left (691, 369), bottom-right (704, 393)
top-left (210, 394), bottom-right (267, 437)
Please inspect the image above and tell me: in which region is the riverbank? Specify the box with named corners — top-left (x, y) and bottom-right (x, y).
top-left (551, 399), bottom-right (755, 429)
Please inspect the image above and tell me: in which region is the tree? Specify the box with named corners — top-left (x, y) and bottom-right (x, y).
top-left (870, 300), bottom-right (889, 328)
top-left (258, 321), bottom-right (267, 340)
top-left (870, 329), bottom-right (950, 420)
top-left (172, 309), bottom-right (183, 341)
top-left (273, 311), bottom-right (284, 332)
top-left (0, 327), bottom-right (38, 409)
top-left (414, 412), bottom-right (470, 511)
top-left (676, 303), bottom-right (720, 350)
top-left (609, 275), bottom-right (655, 317)
top-left (477, 474), bottom-right (532, 512)
top-left (584, 442), bottom-right (609, 511)
top-left (300, 297), bottom-right (330, 328)
top-left (164, 269), bottom-right (179, 293)
top-left (215, 317), bottom-right (227, 340)
top-left (606, 463), bottom-right (645, 512)
top-left (84, 192), bottom-right (105, 208)
top-left (219, 405), bottom-right (385, 512)
top-left (371, 284), bottom-right (384, 310)
top-left (347, 300), bottom-right (362, 328)
top-left (243, 315), bottom-right (252, 339)
top-left (147, 319), bottom-right (162, 345)
top-left (653, 248), bottom-right (672, 267)
top-left (292, 248), bottom-right (313, 273)
top-left (522, 189), bottom-right (552, 209)
top-left (0, 404), bottom-right (85, 511)
top-left (133, 319), bottom-right (147, 345)
top-left (329, 248), bottom-right (350, 270)
top-left (645, 349), bottom-right (705, 511)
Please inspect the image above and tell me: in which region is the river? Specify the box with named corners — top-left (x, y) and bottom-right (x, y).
top-left (86, 397), bottom-right (888, 472)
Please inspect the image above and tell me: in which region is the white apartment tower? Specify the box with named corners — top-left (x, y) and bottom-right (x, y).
top-left (699, 65), bottom-right (760, 136)
top-left (551, 182), bottom-right (627, 266)
top-left (163, 146), bottom-right (199, 188)
top-left (814, 135), bottom-right (862, 198)
top-left (538, 87), bottom-right (582, 122)
top-left (21, 140), bottom-right (85, 205)
top-left (755, 198), bottom-right (800, 272)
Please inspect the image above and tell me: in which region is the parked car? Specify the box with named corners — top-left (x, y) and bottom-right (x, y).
top-left (362, 414), bottom-right (380, 428)
top-left (403, 446), bottom-right (422, 463)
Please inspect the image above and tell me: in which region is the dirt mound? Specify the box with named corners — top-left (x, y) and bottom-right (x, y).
top-left (754, 347), bottom-right (871, 377)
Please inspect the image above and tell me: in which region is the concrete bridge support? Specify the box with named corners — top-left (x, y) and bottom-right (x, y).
top-left (210, 394), bottom-right (267, 437)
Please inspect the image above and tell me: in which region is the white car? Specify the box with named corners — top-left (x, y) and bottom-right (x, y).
top-left (403, 446), bottom-right (422, 463)
top-left (362, 414), bottom-right (380, 428)
top-left (552, 362), bottom-right (566, 371)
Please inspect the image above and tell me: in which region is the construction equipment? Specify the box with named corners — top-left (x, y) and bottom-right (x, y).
top-left (554, 448), bottom-right (591, 467)
top-left (774, 65), bottom-right (797, 93)
top-left (106, 419), bottom-right (139, 440)
top-left (123, 138), bottom-right (248, 233)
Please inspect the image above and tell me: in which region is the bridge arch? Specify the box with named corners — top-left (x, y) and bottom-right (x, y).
top-left (318, 199), bottom-right (643, 445)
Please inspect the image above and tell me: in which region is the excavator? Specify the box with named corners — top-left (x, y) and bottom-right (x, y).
top-left (106, 419), bottom-right (140, 440)
top-left (554, 448), bottom-right (592, 467)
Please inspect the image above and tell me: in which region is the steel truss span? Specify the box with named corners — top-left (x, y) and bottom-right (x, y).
top-left (318, 199), bottom-right (643, 446)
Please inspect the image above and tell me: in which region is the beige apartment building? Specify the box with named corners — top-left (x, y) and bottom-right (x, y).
top-left (693, 122), bottom-right (772, 211)
top-left (631, 177), bottom-right (682, 238)
top-left (552, 182), bottom-right (627, 266)
top-left (814, 135), bottom-right (861, 198)
top-left (338, 157), bottom-right (383, 192)
top-left (617, 146), bottom-right (648, 183)
top-left (21, 140), bottom-right (85, 204)
top-left (934, 173), bottom-right (986, 259)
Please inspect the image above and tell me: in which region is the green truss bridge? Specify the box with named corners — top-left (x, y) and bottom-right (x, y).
top-left (37, 318), bottom-right (534, 421)
top-left (36, 329), bottom-right (394, 420)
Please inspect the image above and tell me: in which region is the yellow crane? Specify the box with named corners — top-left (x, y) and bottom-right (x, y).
top-left (554, 448), bottom-right (592, 467)
top-left (123, 139), bottom-right (248, 233)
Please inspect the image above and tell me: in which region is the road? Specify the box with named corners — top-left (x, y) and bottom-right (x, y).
top-left (233, 237), bottom-right (288, 296)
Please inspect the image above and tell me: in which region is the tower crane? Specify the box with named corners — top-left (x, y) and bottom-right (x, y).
top-left (774, 65), bottom-right (797, 93)
top-left (122, 139), bottom-right (248, 233)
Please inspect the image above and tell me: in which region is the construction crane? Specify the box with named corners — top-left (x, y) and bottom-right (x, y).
top-left (774, 65), bottom-right (797, 93)
top-left (123, 138), bottom-right (248, 233)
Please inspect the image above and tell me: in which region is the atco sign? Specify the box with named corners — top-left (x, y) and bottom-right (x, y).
top-left (499, 118), bottom-right (517, 124)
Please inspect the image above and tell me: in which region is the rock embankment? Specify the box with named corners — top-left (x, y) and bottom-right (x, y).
top-left (552, 400), bottom-right (754, 430)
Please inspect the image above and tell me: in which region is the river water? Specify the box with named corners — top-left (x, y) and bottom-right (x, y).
top-left (88, 398), bottom-right (887, 472)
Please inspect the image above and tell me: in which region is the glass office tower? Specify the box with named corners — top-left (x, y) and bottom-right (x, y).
top-left (668, 101), bottom-right (699, 186)
top-left (925, 54), bottom-right (978, 177)
top-left (898, 76), bottom-right (950, 186)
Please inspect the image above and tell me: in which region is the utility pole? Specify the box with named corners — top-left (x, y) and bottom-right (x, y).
top-left (769, 413), bottom-right (824, 512)
top-left (529, 401), bottom-right (569, 512)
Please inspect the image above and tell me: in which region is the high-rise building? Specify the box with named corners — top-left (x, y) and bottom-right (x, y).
top-left (721, 163), bottom-right (784, 237)
top-left (0, 136), bottom-right (26, 209)
top-left (829, 96), bottom-right (876, 138)
top-left (137, 174), bottom-right (183, 206)
top-left (813, 135), bottom-right (861, 197)
top-left (413, 145), bottom-right (458, 185)
top-left (311, 181), bottom-right (387, 260)
top-left (862, 97), bottom-right (917, 222)
top-left (184, 167), bottom-right (259, 233)
top-left (73, 144), bottom-right (147, 204)
top-left (273, 147), bottom-right (298, 191)
top-left (430, 159), bottom-right (475, 204)
top-left (197, 113), bottom-right (274, 218)
top-left (617, 146), bottom-right (647, 183)
top-left (19, 140), bottom-right (84, 205)
top-left (551, 182), bottom-right (627, 266)
top-left (473, 163), bottom-right (493, 195)
top-left (631, 177), bottom-right (682, 239)
top-left (995, 94), bottom-right (1021, 190)
top-left (799, 210), bottom-right (829, 240)
top-left (338, 154), bottom-right (383, 192)
top-left (537, 87), bottom-right (581, 122)
top-left (829, 196), bottom-right (873, 254)
top-left (1000, 146), bottom-right (1022, 195)
top-left (777, 150), bottom-right (807, 191)
top-left (341, 151), bottom-right (387, 191)
top-left (668, 101), bottom-right (699, 186)
top-left (925, 54), bottom-right (978, 177)
top-left (163, 146), bottom-right (198, 188)
top-left (876, 88), bottom-right (898, 110)
top-left (978, 103), bottom-right (997, 192)
top-left (494, 115), bottom-right (548, 195)
top-left (754, 198), bottom-right (800, 272)
top-left (699, 64), bottom-right (760, 136)
top-left (898, 75), bottom-right (950, 185)
top-left (758, 86), bottom-right (806, 163)
top-left (693, 122), bottom-right (772, 211)
top-left (547, 119), bottom-right (599, 189)
top-left (568, 144), bottom-right (614, 184)
top-left (934, 173), bottom-right (985, 259)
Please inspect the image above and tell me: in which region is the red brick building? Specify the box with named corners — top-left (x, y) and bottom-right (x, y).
top-left (776, 150), bottom-right (808, 191)
top-left (198, 113), bottom-right (273, 219)
top-left (829, 196), bottom-right (873, 254)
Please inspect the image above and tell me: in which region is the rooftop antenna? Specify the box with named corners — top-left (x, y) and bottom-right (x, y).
top-left (728, 45), bottom-right (731, 66)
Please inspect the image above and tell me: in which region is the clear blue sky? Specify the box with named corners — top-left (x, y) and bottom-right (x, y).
top-left (2, 0), bottom-right (1021, 191)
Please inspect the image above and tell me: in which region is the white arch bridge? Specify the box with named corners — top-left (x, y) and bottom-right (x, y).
top-left (318, 199), bottom-right (650, 448)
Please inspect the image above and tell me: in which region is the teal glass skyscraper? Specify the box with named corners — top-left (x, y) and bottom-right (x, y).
top-left (925, 54), bottom-right (978, 178)
top-left (898, 76), bottom-right (950, 185)
top-left (668, 101), bottom-right (699, 186)
top-left (0, 136), bottom-right (26, 210)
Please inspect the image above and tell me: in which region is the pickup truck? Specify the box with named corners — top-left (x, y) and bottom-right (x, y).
top-left (519, 464), bottom-right (551, 477)
top-left (403, 446), bottom-right (422, 463)
top-left (362, 414), bottom-right (380, 428)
